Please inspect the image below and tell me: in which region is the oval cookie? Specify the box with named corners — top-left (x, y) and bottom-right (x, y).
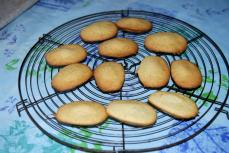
top-left (56, 101), bottom-right (108, 126)
top-left (145, 32), bottom-right (187, 54)
top-left (94, 62), bottom-right (125, 92)
top-left (137, 56), bottom-right (170, 88)
top-left (171, 60), bottom-right (202, 89)
top-left (99, 38), bottom-right (138, 58)
top-left (45, 44), bottom-right (87, 66)
top-left (80, 21), bottom-right (118, 42)
top-left (52, 63), bottom-right (92, 92)
top-left (116, 17), bottom-right (152, 33)
top-left (107, 100), bottom-right (157, 126)
top-left (149, 91), bottom-right (198, 119)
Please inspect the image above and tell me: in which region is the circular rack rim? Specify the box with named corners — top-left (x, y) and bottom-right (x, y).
top-left (17, 10), bottom-right (229, 152)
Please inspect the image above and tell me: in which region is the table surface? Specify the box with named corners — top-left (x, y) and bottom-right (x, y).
top-left (0, 0), bottom-right (228, 153)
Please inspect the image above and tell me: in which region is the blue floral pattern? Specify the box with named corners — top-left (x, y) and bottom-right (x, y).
top-left (128, 2), bottom-right (177, 17)
top-left (0, 96), bottom-right (18, 114)
top-left (182, 3), bottom-right (229, 16)
top-left (3, 49), bottom-right (16, 57)
top-left (163, 122), bottom-right (229, 153)
top-left (36, 0), bottom-right (91, 12)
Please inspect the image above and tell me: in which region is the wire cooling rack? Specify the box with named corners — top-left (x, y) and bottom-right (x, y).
top-left (16, 10), bottom-right (229, 152)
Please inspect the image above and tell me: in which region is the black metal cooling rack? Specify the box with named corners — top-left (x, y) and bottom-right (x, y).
top-left (16, 10), bottom-right (229, 152)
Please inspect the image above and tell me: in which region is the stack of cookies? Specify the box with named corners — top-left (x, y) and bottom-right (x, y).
top-left (45, 17), bottom-right (202, 127)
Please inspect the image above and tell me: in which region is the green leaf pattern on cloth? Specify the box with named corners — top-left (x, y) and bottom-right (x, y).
top-left (28, 61), bottom-right (52, 77)
top-left (201, 91), bottom-right (217, 100)
top-left (99, 120), bottom-right (111, 134)
top-left (221, 74), bottom-right (229, 90)
top-left (57, 127), bottom-right (104, 152)
top-left (0, 120), bottom-right (80, 153)
top-left (207, 70), bottom-right (228, 90)
top-left (80, 128), bottom-right (93, 139)
top-left (4, 58), bottom-right (20, 71)
top-left (0, 120), bottom-right (34, 153)
top-left (205, 76), bottom-right (214, 83)
top-left (197, 100), bottom-right (210, 107)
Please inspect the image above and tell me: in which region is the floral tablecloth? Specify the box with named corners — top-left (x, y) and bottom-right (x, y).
top-left (0, 0), bottom-right (228, 152)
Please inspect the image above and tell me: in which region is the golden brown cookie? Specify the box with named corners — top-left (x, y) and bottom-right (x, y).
top-left (80, 21), bottom-right (118, 42)
top-left (45, 44), bottom-right (87, 67)
top-left (116, 17), bottom-right (152, 33)
top-left (94, 62), bottom-right (125, 92)
top-left (56, 101), bottom-right (108, 126)
top-left (144, 32), bottom-right (187, 54)
top-left (99, 38), bottom-right (138, 58)
top-left (51, 63), bottom-right (92, 92)
top-left (171, 60), bottom-right (202, 89)
top-left (148, 91), bottom-right (198, 119)
top-left (107, 100), bottom-right (157, 126)
top-left (137, 56), bottom-right (170, 88)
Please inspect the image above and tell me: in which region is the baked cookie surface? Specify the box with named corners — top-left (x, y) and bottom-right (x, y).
top-left (56, 101), bottom-right (108, 126)
top-left (99, 38), bottom-right (138, 58)
top-left (80, 21), bottom-right (118, 42)
top-left (116, 17), bottom-right (152, 33)
top-left (145, 32), bottom-right (187, 54)
top-left (137, 56), bottom-right (170, 88)
top-left (52, 63), bottom-right (92, 92)
top-left (171, 60), bottom-right (202, 89)
top-left (94, 62), bottom-right (125, 92)
top-left (45, 44), bottom-right (87, 66)
top-left (149, 91), bottom-right (198, 119)
top-left (107, 100), bottom-right (157, 126)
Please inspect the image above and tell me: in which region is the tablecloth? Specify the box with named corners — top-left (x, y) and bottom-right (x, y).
top-left (0, 0), bottom-right (228, 152)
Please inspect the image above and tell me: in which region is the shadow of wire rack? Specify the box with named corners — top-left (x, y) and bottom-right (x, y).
top-left (16, 10), bottom-right (229, 152)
